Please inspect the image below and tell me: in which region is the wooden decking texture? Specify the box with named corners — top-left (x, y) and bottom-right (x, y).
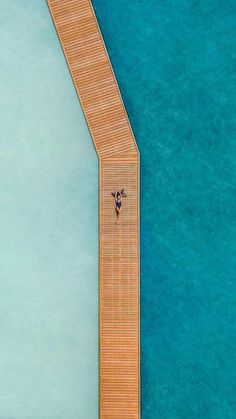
top-left (47, 1), bottom-right (140, 418)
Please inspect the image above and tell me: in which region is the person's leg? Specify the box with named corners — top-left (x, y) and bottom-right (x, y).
top-left (115, 208), bottom-right (119, 224)
top-left (116, 208), bottom-right (122, 224)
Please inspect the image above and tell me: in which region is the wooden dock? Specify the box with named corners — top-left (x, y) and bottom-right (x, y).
top-left (47, 1), bottom-right (140, 417)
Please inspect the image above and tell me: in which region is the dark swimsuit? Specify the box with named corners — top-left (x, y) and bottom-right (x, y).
top-left (116, 200), bottom-right (122, 210)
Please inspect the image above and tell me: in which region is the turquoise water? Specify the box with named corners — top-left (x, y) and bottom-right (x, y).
top-left (93, 1), bottom-right (236, 417)
top-left (0, 1), bottom-right (98, 418)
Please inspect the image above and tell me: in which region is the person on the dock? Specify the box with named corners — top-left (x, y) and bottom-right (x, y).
top-left (111, 189), bottom-right (127, 225)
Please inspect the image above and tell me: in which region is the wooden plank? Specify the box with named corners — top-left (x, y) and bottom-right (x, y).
top-left (47, 0), bottom-right (138, 160)
top-left (47, 1), bottom-right (140, 418)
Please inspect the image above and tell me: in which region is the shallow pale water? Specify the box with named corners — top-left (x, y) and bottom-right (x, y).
top-left (93, 1), bottom-right (236, 418)
top-left (0, 1), bottom-right (98, 418)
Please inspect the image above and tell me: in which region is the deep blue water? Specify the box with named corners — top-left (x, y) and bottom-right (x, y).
top-left (93, 1), bottom-right (236, 417)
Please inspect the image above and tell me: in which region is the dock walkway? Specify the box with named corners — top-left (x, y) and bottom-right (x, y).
top-left (47, 1), bottom-right (140, 417)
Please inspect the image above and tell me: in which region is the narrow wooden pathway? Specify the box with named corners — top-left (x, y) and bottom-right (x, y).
top-left (47, 1), bottom-right (140, 417)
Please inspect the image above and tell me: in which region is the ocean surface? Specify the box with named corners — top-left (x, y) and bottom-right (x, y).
top-left (93, 1), bottom-right (236, 418)
top-left (0, 1), bottom-right (98, 418)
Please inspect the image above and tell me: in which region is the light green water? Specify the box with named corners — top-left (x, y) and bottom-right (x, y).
top-left (0, 1), bottom-right (98, 418)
